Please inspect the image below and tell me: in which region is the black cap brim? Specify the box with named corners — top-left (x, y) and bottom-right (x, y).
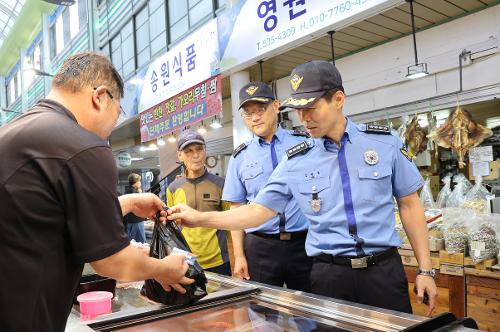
top-left (238, 97), bottom-right (273, 109)
top-left (278, 90), bottom-right (325, 110)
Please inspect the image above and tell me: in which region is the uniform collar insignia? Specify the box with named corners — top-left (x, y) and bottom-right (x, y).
top-left (290, 74), bottom-right (304, 91)
top-left (246, 86), bottom-right (258, 96)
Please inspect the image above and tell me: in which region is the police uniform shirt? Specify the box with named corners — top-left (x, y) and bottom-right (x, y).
top-left (0, 100), bottom-right (129, 331)
top-left (222, 126), bottom-right (309, 234)
top-left (254, 118), bottom-right (423, 256)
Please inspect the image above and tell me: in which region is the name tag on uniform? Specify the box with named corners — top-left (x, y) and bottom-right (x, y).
top-left (310, 193), bottom-right (321, 213)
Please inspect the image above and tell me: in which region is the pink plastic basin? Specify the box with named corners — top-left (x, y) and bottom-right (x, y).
top-left (77, 291), bottom-right (113, 316)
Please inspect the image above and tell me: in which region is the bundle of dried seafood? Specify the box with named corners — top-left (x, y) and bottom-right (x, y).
top-left (404, 115), bottom-right (428, 157)
top-left (428, 106), bottom-right (492, 168)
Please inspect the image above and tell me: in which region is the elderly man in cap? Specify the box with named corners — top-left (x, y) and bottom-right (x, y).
top-left (222, 81), bottom-right (312, 291)
top-left (166, 129), bottom-right (231, 276)
top-left (167, 61), bottom-right (437, 316)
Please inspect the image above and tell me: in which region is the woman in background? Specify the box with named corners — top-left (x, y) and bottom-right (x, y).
top-left (124, 173), bottom-right (146, 242)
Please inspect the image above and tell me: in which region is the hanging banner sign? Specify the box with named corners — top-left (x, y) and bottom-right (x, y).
top-left (139, 19), bottom-right (220, 113)
top-left (218, 0), bottom-right (399, 72)
top-left (140, 75), bottom-right (222, 142)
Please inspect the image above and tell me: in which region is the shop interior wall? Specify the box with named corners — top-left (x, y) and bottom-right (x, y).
top-left (274, 5), bottom-right (500, 126)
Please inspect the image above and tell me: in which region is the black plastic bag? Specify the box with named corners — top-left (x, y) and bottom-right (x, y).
top-left (141, 221), bottom-right (207, 305)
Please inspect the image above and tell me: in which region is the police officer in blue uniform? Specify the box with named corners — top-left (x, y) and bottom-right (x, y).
top-left (223, 81), bottom-right (312, 291)
top-left (168, 61), bottom-right (437, 316)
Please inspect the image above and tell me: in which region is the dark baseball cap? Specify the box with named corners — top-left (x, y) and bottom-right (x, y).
top-left (279, 60), bottom-right (344, 110)
top-left (238, 81), bottom-right (276, 109)
top-left (177, 129), bottom-right (205, 151)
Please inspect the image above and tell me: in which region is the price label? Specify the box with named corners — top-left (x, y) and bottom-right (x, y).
top-left (469, 146), bottom-right (493, 162)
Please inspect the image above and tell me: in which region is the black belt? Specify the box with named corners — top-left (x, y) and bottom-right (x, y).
top-left (249, 231), bottom-right (307, 241)
top-left (313, 247), bottom-right (398, 269)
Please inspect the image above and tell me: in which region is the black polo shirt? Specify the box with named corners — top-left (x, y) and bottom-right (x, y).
top-left (0, 100), bottom-right (129, 331)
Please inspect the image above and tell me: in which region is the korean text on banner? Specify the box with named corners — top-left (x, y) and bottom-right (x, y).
top-left (139, 19), bottom-right (219, 113)
top-left (140, 75), bottom-right (222, 143)
top-left (218, 0), bottom-right (398, 72)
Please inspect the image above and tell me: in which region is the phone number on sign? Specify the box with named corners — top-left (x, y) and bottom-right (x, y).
top-left (256, 27), bottom-right (296, 51)
top-left (301, 0), bottom-right (369, 31)
top-left (325, 0), bottom-right (368, 17)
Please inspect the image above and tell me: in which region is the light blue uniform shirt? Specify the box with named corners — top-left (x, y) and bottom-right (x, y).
top-left (222, 126), bottom-right (310, 234)
top-left (254, 118), bottom-right (423, 256)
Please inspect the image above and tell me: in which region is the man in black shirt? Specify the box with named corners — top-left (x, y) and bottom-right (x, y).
top-left (0, 52), bottom-right (193, 332)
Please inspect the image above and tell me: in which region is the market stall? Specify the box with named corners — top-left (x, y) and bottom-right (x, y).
top-left (385, 99), bottom-right (500, 331)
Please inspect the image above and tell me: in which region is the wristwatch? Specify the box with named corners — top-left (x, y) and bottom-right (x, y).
top-left (417, 268), bottom-right (436, 278)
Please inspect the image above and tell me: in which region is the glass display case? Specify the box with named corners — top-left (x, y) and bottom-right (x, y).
top-left (66, 273), bottom-right (478, 332)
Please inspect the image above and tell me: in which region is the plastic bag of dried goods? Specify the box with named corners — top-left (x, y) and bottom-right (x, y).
top-left (141, 221), bottom-right (207, 305)
top-left (442, 208), bottom-right (473, 254)
top-left (420, 178), bottom-right (436, 209)
top-left (446, 181), bottom-right (466, 208)
top-left (453, 173), bottom-right (472, 193)
top-left (468, 213), bottom-right (498, 264)
top-left (462, 176), bottom-right (491, 213)
top-left (436, 175), bottom-right (452, 208)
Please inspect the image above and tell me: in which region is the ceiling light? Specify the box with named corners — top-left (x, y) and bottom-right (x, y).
top-left (197, 121), bottom-right (207, 135)
top-left (405, 0), bottom-right (429, 80)
top-left (406, 63), bottom-right (429, 79)
top-left (157, 138), bottom-right (165, 146)
top-left (139, 144), bottom-right (158, 152)
top-left (167, 133), bottom-right (177, 143)
top-left (209, 116), bottom-right (222, 129)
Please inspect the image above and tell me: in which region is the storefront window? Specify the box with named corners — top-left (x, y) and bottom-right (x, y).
top-left (110, 20), bottom-right (135, 78)
top-left (168, 0), bottom-right (213, 42)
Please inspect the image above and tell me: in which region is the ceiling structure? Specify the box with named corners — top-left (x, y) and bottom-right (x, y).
top-left (0, 0), bottom-right (25, 49)
top-left (0, 0), bottom-right (55, 76)
top-left (222, 0), bottom-right (499, 98)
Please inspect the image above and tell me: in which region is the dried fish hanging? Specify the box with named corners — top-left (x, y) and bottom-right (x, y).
top-left (427, 112), bottom-right (439, 158)
top-left (404, 115), bottom-right (428, 158)
top-left (427, 104), bottom-right (492, 168)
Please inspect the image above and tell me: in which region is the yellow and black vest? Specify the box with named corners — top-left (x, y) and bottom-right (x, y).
top-left (166, 171), bottom-right (230, 269)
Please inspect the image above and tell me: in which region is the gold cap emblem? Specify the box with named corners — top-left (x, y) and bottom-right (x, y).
top-left (246, 86), bottom-right (258, 96)
top-left (290, 74), bottom-right (304, 91)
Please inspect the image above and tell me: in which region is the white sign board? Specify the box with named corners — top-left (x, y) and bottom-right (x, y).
top-left (139, 20), bottom-right (220, 113)
top-left (472, 161), bottom-right (490, 177)
top-left (469, 146), bottom-right (493, 163)
top-left (218, 0), bottom-right (399, 72)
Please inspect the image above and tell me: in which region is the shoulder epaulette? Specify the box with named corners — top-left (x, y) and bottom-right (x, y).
top-left (291, 129), bottom-right (310, 137)
top-left (364, 124), bottom-right (391, 135)
top-left (286, 141), bottom-right (311, 159)
top-left (232, 142), bottom-right (248, 157)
